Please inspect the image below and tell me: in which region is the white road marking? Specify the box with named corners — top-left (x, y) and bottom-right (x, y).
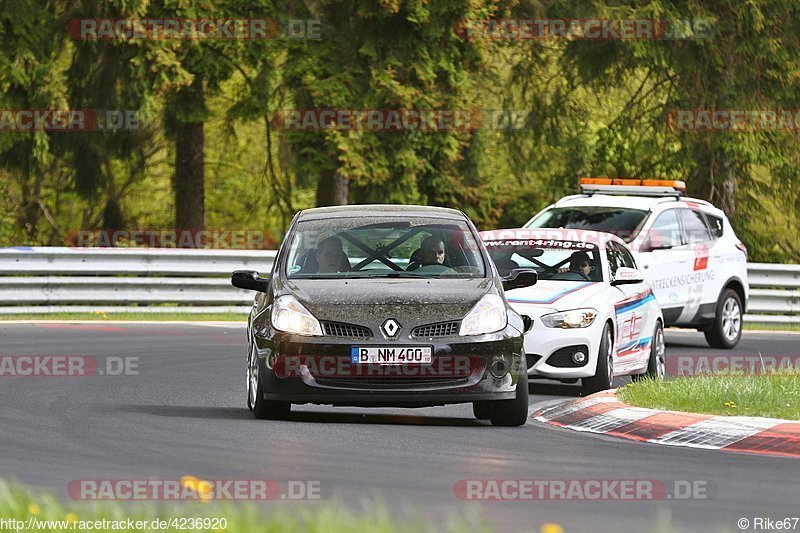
top-left (563, 407), bottom-right (659, 433)
top-left (649, 417), bottom-right (783, 449)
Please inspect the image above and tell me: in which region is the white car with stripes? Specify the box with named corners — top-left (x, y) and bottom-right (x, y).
top-left (481, 228), bottom-right (665, 394)
top-left (525, 178), bottom-right (749, 348)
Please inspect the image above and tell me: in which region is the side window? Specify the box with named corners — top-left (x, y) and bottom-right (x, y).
top-left (615, 242), bottom-right (637, 269)
top-left (680, 209), bottom-right (712, 244)
top-left (606, 243), bottom-right (623, 277)
top-left (705, 213), bottom-right (724, 239)
top-left (644, 209), bottom-right (682, 250)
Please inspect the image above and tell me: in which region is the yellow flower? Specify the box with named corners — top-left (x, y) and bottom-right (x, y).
top-left (540, 523), bottom-right (564, 533)
top-left (65, 513), bottom-right (78, 523)
top-left (28, 503), bottom-right (40, 515)
top-left (180, 475), bottom-right (213, 503)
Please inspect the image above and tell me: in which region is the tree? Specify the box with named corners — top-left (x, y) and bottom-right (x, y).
top-left (282, 0), bottom-right (497, 209)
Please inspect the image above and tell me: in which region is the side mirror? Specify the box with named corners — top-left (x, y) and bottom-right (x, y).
top-left (611, 267), bottom-right (644, 286)
top-left (231, 270), bottom-right (270, 292)
top-left (521, 315), bottom-right (534, 333)
top-left (502, 268), bottom-right (538, 292)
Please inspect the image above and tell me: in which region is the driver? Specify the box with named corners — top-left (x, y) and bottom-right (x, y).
top-left (407, 236), bottom-right (446, 271)
top-left (559, 251), bottom-right (592, 278)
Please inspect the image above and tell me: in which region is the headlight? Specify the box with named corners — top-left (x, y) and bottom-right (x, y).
top-left (540, 308), bottom-right (598, 329)
top-left (459, 294), bottom-right (507, 336)
top-left (271, 295), bottom-right (323, 336)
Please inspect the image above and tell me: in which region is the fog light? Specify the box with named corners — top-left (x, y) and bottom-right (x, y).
top-left (489, 358), bottom-right (508, 379)
top-left (572, 351), bottom-right (587, 364)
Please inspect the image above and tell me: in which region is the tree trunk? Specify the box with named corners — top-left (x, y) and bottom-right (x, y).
top-left (719, 158), bottom-right (736, 216)
top-left (316, 168), bottom-right (349, 206)
top-left (174, 121), bottom-right (205, 233)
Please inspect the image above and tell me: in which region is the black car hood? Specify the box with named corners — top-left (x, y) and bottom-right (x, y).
top-left (283, 277), bottom-right (493, 327)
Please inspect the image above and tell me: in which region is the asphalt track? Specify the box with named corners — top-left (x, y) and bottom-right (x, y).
top-left (1, 323), bottom-right (798, 532)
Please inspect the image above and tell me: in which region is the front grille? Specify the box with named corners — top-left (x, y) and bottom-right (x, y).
top-left (546, 345), bottom-right (590, 368)
top-left (321, 321), bottom-right (372, 339)
top-left (411, 321), bottom-right (460, 339)
top-left (315, 375), bottom-right (470, 389)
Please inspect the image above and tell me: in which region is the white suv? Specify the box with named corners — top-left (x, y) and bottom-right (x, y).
top-left (525, 179), bottom-right (749, 348)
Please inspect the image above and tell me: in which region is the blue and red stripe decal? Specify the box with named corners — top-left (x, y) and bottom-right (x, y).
top-left (614, 290), bottom-right (655, 314)
top-left (507, 282), bottom-right (597, 305)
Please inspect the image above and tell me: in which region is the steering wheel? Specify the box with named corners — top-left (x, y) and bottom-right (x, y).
top-left (412, 264), bottom-right (456, 275)
top-left (550, 270), bottom-right (589, 282)
top-left (452, 266), bottom-right (482, 275)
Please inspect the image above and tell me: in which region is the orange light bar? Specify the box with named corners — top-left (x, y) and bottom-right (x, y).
top-left (579, 178), bottom-right (613, 186)
top-left (579, 177), bottom-right (686, 190)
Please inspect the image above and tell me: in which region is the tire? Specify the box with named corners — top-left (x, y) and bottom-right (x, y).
top-left (473, 401), bottom-right (493, 420)
top-left (249, 349), bottom-right (291, 420)
top-left (704, 288), bottom-right (743, 349)
top-left (247, 342), bottom-right (256, 411)
top-left (582, 323), bottom-right (614, 395)
top-left (489, 369), bottom-right (529, 427)
top-left (631, 321), bottom-right (666, 382)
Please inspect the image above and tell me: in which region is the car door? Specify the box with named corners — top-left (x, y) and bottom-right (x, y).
top-left (635, 208), bottom-right (693, 324)
top-left (608, 242), bottom-right (655, 373)
top-left (676, 207), bottom-right (715, 323)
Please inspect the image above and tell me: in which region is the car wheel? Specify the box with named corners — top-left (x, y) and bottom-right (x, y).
top-left (489, 369), bottom-right (529, 427)
top-left (250, 352), bottom-right (291, 420)
top-left (631, 321), bottom-right (666, 382)
top-left (472, 401), bottom-right (493, 420)
top-left (581, 323), bottom-right (614, 395)
top-left (247, 342), bottom-right (257, 410)
top-left (704, 289), bottom-right (743, 349)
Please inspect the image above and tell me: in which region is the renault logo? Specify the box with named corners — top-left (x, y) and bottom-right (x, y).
top-left (381, 318), bottom-right (401, 338)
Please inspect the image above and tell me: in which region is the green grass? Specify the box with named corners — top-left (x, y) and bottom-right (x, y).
top-left (0, 480), bottom-right (485, 533)
top-left (619, 370), bottom-right (800, 420)
top-left (743, 322), bottom-right (800, 332)
top-left (0, 312), bottom-right (247, 322)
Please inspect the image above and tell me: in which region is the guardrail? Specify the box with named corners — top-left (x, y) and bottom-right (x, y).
top-left (0, 247), bottom-right (275, 315)
top-left (746, 263), bottom-right (800, 324)
top-left (0, 247), bottom-right (797, 322)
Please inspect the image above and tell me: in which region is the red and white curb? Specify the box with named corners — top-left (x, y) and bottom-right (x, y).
top-left (533, 390), bottom-right (800, 458)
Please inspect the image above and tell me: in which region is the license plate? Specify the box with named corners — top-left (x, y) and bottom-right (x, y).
top-left (350, 346), bottom-right (432, 365)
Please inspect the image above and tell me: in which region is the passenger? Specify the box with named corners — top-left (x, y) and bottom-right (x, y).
top-left (492, 251), bottom-right (519, 277)
top-left (315, 237), bottom-right (350, 273)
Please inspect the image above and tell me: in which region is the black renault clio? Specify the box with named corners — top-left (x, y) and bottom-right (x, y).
top-left (232, 205), bottom-right (537, 426)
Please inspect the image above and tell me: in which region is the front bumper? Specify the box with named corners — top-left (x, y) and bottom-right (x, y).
top-left (254, 328), bottom-right (523, 407)
top-left (523, 314), bottom-right (604, 379)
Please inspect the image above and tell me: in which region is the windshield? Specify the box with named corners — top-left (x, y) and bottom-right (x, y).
top-left (526, 207), bottom-right (648, 242)
top-left (284, 217), bottom-right (486, 279)
top-left (484, 238), bottom-right (604, 282)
